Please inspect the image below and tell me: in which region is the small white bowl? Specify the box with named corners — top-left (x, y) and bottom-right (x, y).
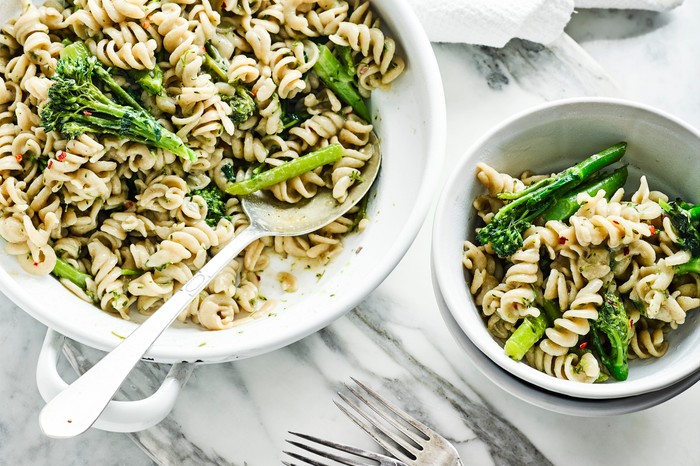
top-left (432, 98), bottom-right (700, 400)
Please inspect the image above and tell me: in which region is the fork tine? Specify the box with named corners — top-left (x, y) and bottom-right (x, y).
top-left (283, 450), bottom-right (335, 466)
top-left (289, 432), bottom-right (386, 463)
top-left (285, 439), bottom-right (368, 466)
top-left (350, 378), bottom-right (434, 437)
top-left (344, 383), bottom-right (427, 446)
top-left (334, 397), bottom-right (414, 463)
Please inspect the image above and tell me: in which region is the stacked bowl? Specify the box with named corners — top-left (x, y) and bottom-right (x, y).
top-left (431, 98), bottom-right (700, 416)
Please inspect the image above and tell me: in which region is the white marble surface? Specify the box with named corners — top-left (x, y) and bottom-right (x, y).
top-left (1, 3), bottom-right (700, 465)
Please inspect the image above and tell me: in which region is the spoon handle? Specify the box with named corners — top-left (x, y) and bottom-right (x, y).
top-left (39, 226), bottom-right (263, 438)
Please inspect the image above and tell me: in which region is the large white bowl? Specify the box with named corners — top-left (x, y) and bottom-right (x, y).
top-left (0, 0), bottom-right (446, 365)
top-left (432, 98), bottom-right (700, 400)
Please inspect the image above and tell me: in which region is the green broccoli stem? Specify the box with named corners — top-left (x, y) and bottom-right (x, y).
top-left (541, 165), bottom-right (628, 221)
top-left (52, 257), bottom-right (91, 290)
top-left (121, 268), bottom-right (144, 277)
top-left (504, 299), bottom-right (561, 361)
top-left (226, 144), bottom-right (344, 196)
top-left (675, 256), bottom-right (700, 276)
top-left (313, 44), bottom-right (371, 122)
top-left (128, 64), bottom-right (164, 96)
top-left (68, 108), bottom-right (196, 162)
top-left (60, 42), bottom-right (144, 111)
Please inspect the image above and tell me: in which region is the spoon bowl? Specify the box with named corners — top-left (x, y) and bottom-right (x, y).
top-left (38, 138), bottom-right (381, 439)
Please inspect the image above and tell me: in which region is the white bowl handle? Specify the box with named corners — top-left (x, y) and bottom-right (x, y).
top-left (36, 328), bottom-right (195, 433)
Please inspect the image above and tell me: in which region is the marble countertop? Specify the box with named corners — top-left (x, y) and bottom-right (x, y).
top-left (1, 3), bottom-right (699, 465)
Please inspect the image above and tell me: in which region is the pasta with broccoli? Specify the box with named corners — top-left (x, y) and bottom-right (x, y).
top-left (0, 0), bottom-right (404, 330)
top-left (463, 143), bottom-right (700, 382)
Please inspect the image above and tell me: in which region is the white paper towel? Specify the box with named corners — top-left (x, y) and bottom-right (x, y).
top-left (408, 0), bottom-right (684, 47)
top-left (575, 0), bottom-right (683, 10)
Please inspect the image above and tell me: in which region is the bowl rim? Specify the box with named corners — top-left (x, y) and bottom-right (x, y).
top-left (432, 96), bottom-right (700, 399)
top-left (0, 0), bottom-right (447, 363)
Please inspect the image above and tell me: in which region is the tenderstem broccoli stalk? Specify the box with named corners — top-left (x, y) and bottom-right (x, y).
top-left (541, 165), bottom-right (628, 221)
top-left (226, 144), bottom-right (343, 196)
top-left (477, 142), bottom-right (627, 258)
top-left (675, 257), bottom-right (700, 275)
top-left (52, 258), bottom-right (96, 302)
top-left (41, 42), bottom-right (197, 162)
top-left (504, 299), bottom-right (561, 361)
top-left (313, 44), bottom-right (371, 122)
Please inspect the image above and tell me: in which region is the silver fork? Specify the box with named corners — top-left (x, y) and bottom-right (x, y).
top-left (283, 431), bottom-right (408, 466)
top-left (335, 379), bottom-right (463, 466)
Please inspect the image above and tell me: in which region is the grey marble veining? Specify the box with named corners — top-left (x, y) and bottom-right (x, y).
top-left (1, 3), bottom-right (699, 466)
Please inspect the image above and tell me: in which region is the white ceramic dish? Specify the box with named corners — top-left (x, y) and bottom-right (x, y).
top-left (433, 278), bottom-right (700, 416)
top-left (0, 0), bottom-right (446, 431)
top-left (432, 98), bottom-right (700, 400)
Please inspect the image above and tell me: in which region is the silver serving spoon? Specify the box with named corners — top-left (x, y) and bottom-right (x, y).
top-left (39, 138), bottom-right (380, 438)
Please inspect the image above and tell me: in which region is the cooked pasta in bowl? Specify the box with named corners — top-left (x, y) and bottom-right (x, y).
top-left (432, 98), bottom-right (700, 400)
top-left (0, 0), bottom-right (445, 363)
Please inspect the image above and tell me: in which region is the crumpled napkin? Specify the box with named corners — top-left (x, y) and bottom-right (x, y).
top-left (407, 0), bottom-right (684, 47)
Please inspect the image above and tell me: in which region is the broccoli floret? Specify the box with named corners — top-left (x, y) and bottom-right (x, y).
top-left (41, 42), bottom-right (197, 161)
top-left (221, 162), bottom-right (236, 182)
top-left (476, 142), bottom-right (627, 258)
top-left (659, 199), bottom-right (700, 256)
top-left (221, 86), bottom-right (256, 124)
top-left (281, 97), bottom-right (311, 132)
top-left (590, 292), bottom-right (632, 381)
top-left (128, 65), bottom-right (164, 96)
top-left (192, 185), bottom-right (229, 227)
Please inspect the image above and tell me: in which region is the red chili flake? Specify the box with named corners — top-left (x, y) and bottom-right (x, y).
top-left (579, 341), bottom-right (588, 350)
top-left (558, 236), bottom-right (567, 245)
top-left (202, 46), bottom-right (206, 53)
top-left (14, 153), bottom-right (22, 163)
top-left (649, 225), bottom-right (656, 235)
top-left (359, 66), bottom-right (369, 75)
top-left (251, 88), bottom-right (258, 97)
top-left (124, 200), bottom-right (135, 210)
top-left (82, 110), bottom-right (92, 116)
top-left (222, 1), bottom-right (227, 8)
top-left (56, 151), bottom-right (67, 162)
top-left (623, 246), bottom-right (630, 256)
top-left (47, 160), bottom-right (53, 169)
top-left (143, 17), bottom-right (151, 28)
top-left (612, 219), bottom-right (620, 225)
top-left (629, 319), bottom-right (634, 328)
top-left (33, 261), bottom-right (38, 267)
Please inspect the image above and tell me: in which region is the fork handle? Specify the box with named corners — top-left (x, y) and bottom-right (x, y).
top-left (38, 226), bottom-right (263, 438)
